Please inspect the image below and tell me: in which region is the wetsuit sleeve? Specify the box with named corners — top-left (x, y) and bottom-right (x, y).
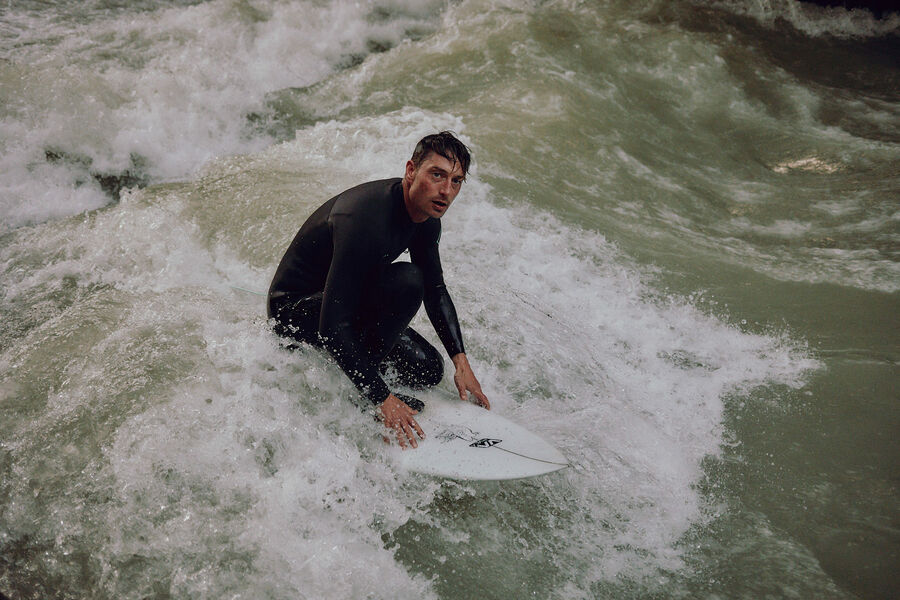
top-left (410, 223), bottom-right (466, 358)
top-left (319, 211), bottom-right (392, 405)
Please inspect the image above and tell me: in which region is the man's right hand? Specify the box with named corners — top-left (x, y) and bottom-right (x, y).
top-left (377, 393), bottom-right (425, 449)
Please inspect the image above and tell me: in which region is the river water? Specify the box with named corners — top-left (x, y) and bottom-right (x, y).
top-left (1, 1), bottom-right (897, 598)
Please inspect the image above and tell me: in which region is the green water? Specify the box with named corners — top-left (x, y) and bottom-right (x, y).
top-left (1, 0), bottom-right (897, 598)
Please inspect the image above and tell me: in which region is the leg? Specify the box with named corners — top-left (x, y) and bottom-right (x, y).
top-left (267, 264), bottom-right (421, 355)
top-left (268, 291), bottom-right (323, 347)
top-left (268, 263), bottom-right (443, 388)
top-left (380, 327), bottom-right (444, 389)
top-left (361, 263), bottom-right (444, 389)
top-left (359, 262), bottom-right (425, 361)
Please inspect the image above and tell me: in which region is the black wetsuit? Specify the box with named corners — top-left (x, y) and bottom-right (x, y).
top-left (268, 178), bottom-right (465, 405)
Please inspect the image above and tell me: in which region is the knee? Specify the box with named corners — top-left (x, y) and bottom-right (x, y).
top-left (418, 350), bottom-right (444, 388)
top-left (406, 339), bottom-right (444, 388)
top-left (383, 328), bottom-right (445, 389)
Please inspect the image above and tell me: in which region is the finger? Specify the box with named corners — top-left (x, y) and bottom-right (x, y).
top-left (475, 391), bottom-right (490, 410)
top-left (410, 417), bottom-right (425, 439)
top-left (394, 423), bottom-right (408, 449)
top-left (401, 421), bottom-right (417, 449)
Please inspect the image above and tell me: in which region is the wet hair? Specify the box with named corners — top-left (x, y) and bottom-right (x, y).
top-left (410, 131), bottom-right (471, 176)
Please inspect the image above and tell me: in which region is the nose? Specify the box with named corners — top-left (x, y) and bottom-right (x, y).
top-left (440, 178), bottom-right (452, 196)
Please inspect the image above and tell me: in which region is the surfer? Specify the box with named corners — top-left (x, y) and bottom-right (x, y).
top-left (268, 131), bottom-right (490, 448)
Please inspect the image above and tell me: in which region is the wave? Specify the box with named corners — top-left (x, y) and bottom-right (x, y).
top-left (0, 108), bottom-right (823, 598)
top-left (0, 0), bottom-right (449, 231)
top-left (696, 0), bottom-right (900, 37)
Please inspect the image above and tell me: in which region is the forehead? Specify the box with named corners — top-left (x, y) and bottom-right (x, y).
top-left (419, 152), bottom-right (464, 177)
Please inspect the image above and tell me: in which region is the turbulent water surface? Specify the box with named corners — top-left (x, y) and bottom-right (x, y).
top-left (1, 1), bottom-right (898, 598)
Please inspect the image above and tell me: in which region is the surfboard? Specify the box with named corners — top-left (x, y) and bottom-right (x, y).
top-left (399, 396), bottom-right (568, 481)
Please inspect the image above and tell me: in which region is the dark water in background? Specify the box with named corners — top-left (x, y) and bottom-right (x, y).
top-left (1, 1), bottom-right (898, 598)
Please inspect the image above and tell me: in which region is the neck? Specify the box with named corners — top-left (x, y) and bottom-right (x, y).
top-left (401, 177), bottom-right (428, 223)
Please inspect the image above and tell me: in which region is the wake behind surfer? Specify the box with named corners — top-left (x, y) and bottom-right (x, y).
top-left (267, 131), bottom-right (490, 448)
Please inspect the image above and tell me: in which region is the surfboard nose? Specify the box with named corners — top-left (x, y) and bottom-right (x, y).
top-left (400, 395), bottom-right (568, 481)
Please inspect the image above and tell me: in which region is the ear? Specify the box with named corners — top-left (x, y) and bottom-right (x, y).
top-left (404, 160), bottom-right (417, 183)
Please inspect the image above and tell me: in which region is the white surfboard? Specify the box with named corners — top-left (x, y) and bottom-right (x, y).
top-left (399, 396), bottom-right (568, 481)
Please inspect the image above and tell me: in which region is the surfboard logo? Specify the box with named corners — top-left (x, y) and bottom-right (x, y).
top-left (435, 428), bottom-right (502, 449)
top-left (469, 438), bottom-right (502, 448)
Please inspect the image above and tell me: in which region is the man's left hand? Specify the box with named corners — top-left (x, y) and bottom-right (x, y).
top-left (451, 353), bottom-right (490, 410)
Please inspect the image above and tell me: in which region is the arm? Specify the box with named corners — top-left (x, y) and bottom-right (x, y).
top-left (410, 222), bottom-right (490, 409)
top-left (378, 393), bottom-right (425, 448)
top-left (451, 352), bottom-right (490, 409)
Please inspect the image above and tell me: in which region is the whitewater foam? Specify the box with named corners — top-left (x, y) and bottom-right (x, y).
top-left (0, 108), bottom-right (822, 597)
top-left (0, 0), bottom-right (449, 231)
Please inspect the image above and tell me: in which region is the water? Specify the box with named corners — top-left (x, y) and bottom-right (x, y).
top-left (1, 0), bottom-right (897, 598)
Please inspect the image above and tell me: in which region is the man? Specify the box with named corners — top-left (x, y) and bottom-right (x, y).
top-left (268, 131), bottom-right (489, 448)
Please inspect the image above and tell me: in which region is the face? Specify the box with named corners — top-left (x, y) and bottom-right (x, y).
top-left (403, 152), bottom-right (465, 222)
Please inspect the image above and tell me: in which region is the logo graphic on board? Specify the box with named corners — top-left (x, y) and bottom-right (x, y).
top-left (469, 438), bottom-right (501, 448)
top-left (436, 427), bottom-right (503, 448)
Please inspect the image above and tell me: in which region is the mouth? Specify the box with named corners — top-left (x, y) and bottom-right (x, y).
top-left (431, 200), bottom-right (448, 212)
